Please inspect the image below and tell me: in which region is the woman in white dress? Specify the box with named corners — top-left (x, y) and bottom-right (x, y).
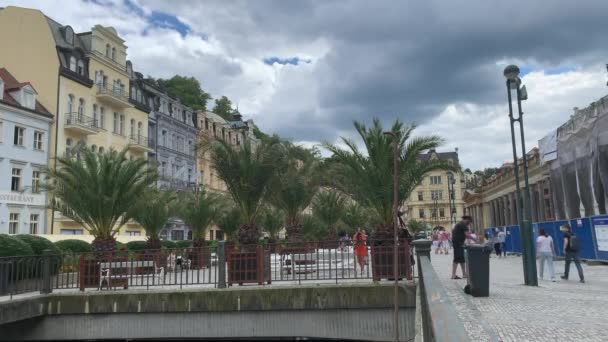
top-left (536, 228), bottom-right (556, 281)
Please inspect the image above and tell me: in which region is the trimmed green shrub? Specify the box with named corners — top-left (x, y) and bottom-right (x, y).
top-left (206, 240), bottom-right (218, 248)
top-left (126, 241), bottom-right (148, 251)
top-left (0, 234), bottom-right (35, 257)
top-left (176, 240), bottom-right (192, 248)
top-left (14, 235), bottom-right (61, 255)
top-left (161, 240), bottom-right (178, 249)
top-left (54, 239), bottom-right (92, 254)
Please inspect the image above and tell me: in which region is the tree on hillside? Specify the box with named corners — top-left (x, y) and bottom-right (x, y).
top-left (212, 96), bottom-right (235, 121)
top-left (156, 75), bottom-right (211, 111)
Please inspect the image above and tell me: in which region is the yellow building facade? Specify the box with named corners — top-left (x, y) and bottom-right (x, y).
top-left (405, 149), bottom-right (465, 231)
top-left (0, 6), bottom-right (149, 236)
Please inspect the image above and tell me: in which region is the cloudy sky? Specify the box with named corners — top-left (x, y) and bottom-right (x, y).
top-left (4, 0), bottom-right (608, 170)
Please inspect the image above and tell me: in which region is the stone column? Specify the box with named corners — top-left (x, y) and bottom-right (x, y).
top-left (538, 180), bottom-right (547, 221)
top-left (511, 193), bottom-right (518, 225)
top-left (503, 195), bottom-right (510, 226)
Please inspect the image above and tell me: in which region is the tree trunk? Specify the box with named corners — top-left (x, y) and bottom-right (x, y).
top-left (373, 224), bottom-right (393, 244)
top-left (237, 223), bottom-right (261, 246)
top-left (190, 238), bottom-right (209, 269)
top-left (286, 223), bottom-right (303, 243)
top-left (146, 236), bottom-right (162, 250)
top-left (91, 237), bottom-right (117, 253)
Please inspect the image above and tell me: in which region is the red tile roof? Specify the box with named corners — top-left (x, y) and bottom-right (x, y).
top-left (0, 67), bottom-right (52, 118)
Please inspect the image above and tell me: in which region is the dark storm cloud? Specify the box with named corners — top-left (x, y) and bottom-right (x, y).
top-left (142, 0), bottom-right (608, 140)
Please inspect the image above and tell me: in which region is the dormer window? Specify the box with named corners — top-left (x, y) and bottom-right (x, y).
top-left (111, 47), bottom-right (116, 61)
top-left (22, 88), bottom-right (36, 110)
top-left (69, 56), bottom-right (77, 72)
top-left (64, 26), bottom-right (74, 45)
top-left (77, 60), bottom-right (85, 75)
top-left (105, 44), bottom-right (111, 58)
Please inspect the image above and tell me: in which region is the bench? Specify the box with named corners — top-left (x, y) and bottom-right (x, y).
top-left (99, 260), bottom-right (164, 289)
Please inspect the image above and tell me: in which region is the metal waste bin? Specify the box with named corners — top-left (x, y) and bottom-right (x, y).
top-left (464, 244), bottom-right (491, 297)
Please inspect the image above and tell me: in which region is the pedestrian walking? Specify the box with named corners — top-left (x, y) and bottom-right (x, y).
top-left (493, 228), bottom-right (502, 257)
top-left (451, 216), bottom-right (476, 279)
top-left (432, 230), bottom-right (440, 254)
top-left (497, 228), bottom-right (507, 257)
top-left (440, 228), bottom-right (450, 255)
top-left (536, 228), bottom-right (555, 281)
top-left (353, 228), bottom-right (367, 274)
top-left (560, 224), bottom-right (585, 283)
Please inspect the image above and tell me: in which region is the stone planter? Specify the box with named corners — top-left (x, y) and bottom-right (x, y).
top-left (227, 245), bottom-right (271, 286)
top-left (371, 241), bottom-right (412, 281)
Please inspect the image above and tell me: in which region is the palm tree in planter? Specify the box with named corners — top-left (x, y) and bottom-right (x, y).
top-left (312, 191), bottom-right (346, 248)
top-left (208, 136), bottom-right (283, 285)
top-left (261, 206), bottom-right (284, 252)
top-left (323, 118), bottom-right (454, 279)
top-left (133, 190), bottom-right (176, 251)
top-left (46, 147), bottom-right (157, 253)
top-left (178, 190), bottom-right (223, 268)
top-left (269, 143), bottom-right (320, 244)
top-left (342, 202), bottom-right (370, 235)
top-left (217, 205), bottom-right (241, 245)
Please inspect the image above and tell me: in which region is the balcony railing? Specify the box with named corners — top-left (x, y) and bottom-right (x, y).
top-left (64, 113), bottom-right (99, 135)
top-left (128, 134), bottom-right (154, 152)
top-left (96, 85), bottom-right (132, 108)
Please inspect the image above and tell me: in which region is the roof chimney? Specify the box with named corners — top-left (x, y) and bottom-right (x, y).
top-left (455, 147), bottom-right (459, 154)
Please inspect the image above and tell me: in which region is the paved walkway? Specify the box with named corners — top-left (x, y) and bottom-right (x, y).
top-left (430, 252), bottom-right (608, 342)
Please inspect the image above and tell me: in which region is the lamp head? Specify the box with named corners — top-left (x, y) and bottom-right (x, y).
top-left (503, 65), bottom-right (520, 81)
top-left (519, 85), bottom-right (528, 100)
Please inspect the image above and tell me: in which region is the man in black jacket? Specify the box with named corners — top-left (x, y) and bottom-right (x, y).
top-left (451, 216), bottom-right (475, 279)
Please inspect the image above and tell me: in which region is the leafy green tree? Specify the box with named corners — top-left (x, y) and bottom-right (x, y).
top-left (342, 202), bottom-right (369, 234)
top-left (46, 148), bottom-right (157, 252)
top-left (261, 207), bottom-right (284, 241)
top-left (407, 219), bottom-right (425, 234)
top-left (269, 142), bottom-right (320, 242)
top-left (312, 191), bottom-right (346, 241)
top-left (132, 190), bottom-right (176, 250)
top-left (178, 190), bottom-right (223, 248)
top-left (209, 136), bottom-right (283, 246)
top-left (157, 75), bottom-right (211, 111)
top-left (323, 118), bottom-right (455, 241)
top-left (212, 96), bottom-right (235, 121)
top-left (217, 205), bottom-right (241, 242)
top-left (302, 214), bottom-right (325, 241)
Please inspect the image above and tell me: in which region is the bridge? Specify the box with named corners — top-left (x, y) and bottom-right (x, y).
top-left (0, 240), bottom-right (469, 341)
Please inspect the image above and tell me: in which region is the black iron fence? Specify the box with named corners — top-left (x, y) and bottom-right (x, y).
top-left (0, 239), bottom-right (414, 298)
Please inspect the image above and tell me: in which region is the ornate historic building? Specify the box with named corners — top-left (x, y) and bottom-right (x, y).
top-left (463, 148), bottom-right (554, 233)
top-left (405, 149), bottom-right (465, 231)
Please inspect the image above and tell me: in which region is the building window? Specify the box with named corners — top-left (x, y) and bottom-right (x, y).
top-left (131, 86), bottom-right (136, 100)
top-left (188, 168), bottom-right (192, 184)
top-left (65, 138), bottom-right (72, 156)
top-left (418, 191), bottom-right (423, 201)
top-left (119, 114), bottom-right (125, 135)
top-left (439, 208), bottom-right (445, 218)
top-left (29, 214), bottom-right (39, 234)
top-left (430, 176), bottom-right (442, 185)
top-left (11, 168), bottom-right (22, 191)
top-left (78, 98), bottom-right (85, 120)
top-left (126, 231), bottom-right (141, 236)
top-left (65, 26), bottom-right (74, 44)
top-left (209, 230), bottom-right (215, 240)
top-left (14, 126), bottom-right (25, 146)
top-left (171, 230), bottom-right (184, 241)
top-left (130, 119), bottom-right (135, 137)
top-left (137, 122), bottom-right (142, 137)
top-left (33, 131), bottom-right (44, 151)
top-left (161, 161), bottom-right (167, 176)
top-left (92, 104), bottom-right (98, 127)
top-left (77, 60), bottom-right (84, 75)
top-left (99, 107), bottom-right (105, 129)
top-left (113, 112), bottom-right (119, 133)
top-left (91, 144), bottom-right (97, 152)
top-left (23, 89), bottom-right (35, 109)
top-left (418, 209), bottom-right (425, 219)
top-left (431, 190), bottom-right (443, 200)
top-left (431, 208), bottom-right (438, 219)
top-left (69, 56), bottom-right (77, 72)
top-left (188, 140), bottom-right (193, 155)
top-left (106, 44), bottom-right (111, 57)
top-left (67, 94), bottom-right (74, 113)
top-left (162, 130), bottom-right (167, 146)
top-left (32, 170), bottom-right (41, 193)
top-left (111, 47), bottom-right (116, 61)
top-left (9, 213), bottom-right (19, 234)
top-left (204, 118), bottom-right (209, 130)
top-left (98, 146), bottom-right (104, 153)
top-left (60, 229), bottom-right (83, 235)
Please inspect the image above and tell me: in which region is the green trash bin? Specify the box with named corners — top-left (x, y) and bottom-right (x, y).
top-left (464, 244), bottom-right (491, 297)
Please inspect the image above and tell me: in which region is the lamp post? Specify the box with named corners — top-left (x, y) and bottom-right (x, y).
top-left (383, 131), bottom-right (399, 342)
top-left (447, 172), bottom-right (456, 227)
top-left (503, 65), bottom-right (538, 286)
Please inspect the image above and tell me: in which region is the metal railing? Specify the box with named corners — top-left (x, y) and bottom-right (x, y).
top-left (412, 240), bottom-right (469, 342)
top-left (96, 84), bottom-right (130, 103)
top-left (0, 239), bottom-right (414, 298)
top-left (129, 134), bottom-right (153, 148)
top-left (65, 113), bottom-right (98, 130)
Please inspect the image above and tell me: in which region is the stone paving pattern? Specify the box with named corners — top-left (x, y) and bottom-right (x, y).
top-left (430, 252), bottom-right (608, 342)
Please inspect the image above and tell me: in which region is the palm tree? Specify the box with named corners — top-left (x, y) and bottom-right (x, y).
top-left (178, 190), bottom-right (223, 248)
top-left (312, 191), bottom-right (346, 242)
top-left (46, 147), bottom-right (156, 252)
top-left (208, 136), bottom-right (283, 246)
top-left (342, 202), bottom-right (370, 234)
top-left (407, 218), bottom-right (425, 234)
top-left (132, 190), bottom-right (176, 250)
top-left (261, 207), bottom-right (285, 242)
top-left (217, 205), bottom-right (241, 243)
top-left (323, 118), bottom-right (455, 241)
top-left (269, 142), bottom-right (320, 243)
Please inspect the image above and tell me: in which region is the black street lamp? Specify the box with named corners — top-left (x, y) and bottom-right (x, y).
top-left (447, 172), bottom-right (457, 227)
top-left (503, 64), bottom-right (538, 286)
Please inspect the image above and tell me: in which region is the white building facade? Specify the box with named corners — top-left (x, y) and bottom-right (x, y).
top-left (0, 68), bottom-right (53, 235)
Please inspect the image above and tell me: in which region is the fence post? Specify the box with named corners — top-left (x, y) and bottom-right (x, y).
top-left (217, 241), bottom-right (226, 289)
top-left (40, 249), bottom-right (53, 294)
top-left (412, 239), bottom-right (432, 262)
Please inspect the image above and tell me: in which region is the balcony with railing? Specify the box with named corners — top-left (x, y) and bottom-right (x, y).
top-left (96, 85), bottom-right (132, 108)
top-left (128, 134), bottom-right (154, 152)
top-left (64, 113), bottom-right (100, 135)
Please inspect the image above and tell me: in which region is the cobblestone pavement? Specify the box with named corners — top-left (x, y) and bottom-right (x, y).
top-left (430, 252), bottom-right (608, 342)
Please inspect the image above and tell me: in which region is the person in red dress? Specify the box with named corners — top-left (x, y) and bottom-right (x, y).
top-left (353, 228), bottom-right (368, 274)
